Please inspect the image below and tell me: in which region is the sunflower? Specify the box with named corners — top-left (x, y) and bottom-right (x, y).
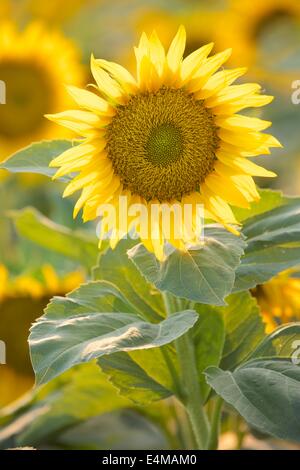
top-left (0, 264), bottom-right (84, 407)
top-left (220, 0), bottom-right (300, 67)
top-left (0, 21), bottom-right (84, 160)
top-left (47, 27), bottom-right (280, 261)
top-left (252, 270), bottom-right (300, 333)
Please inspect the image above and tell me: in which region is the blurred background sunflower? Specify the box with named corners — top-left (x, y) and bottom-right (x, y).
top-left (0, 264), bottom-right (84, 407)
top-left (252, 269), bottom-right (300, 333)
top-left (0, 21), bottom-right (84, 161)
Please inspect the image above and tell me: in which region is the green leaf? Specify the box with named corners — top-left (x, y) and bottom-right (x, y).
top-left (195, 292), bottom-right (265, 372)
top-left (205, 359), bottom-right (300, 442)
top-left (93, 239), bottom-right (165, 322)
top-left (220, 292), bottom-right (266, 370)
top-left (235, 199), bottom-right (300, 291)
top-left (0, 363), bottom-right (129, 447)
top-left (98, 351), bottom-right (173, 404)
top-left (0, 140), bottom-right (74, 181)
top-left (100, 302), bottom-right (225, 404)
top-left (10, 207), bottom-right (99, 268)
top-left (192, 308), bottom-right (225, 401)
top-left (51, 258), bottom-right (175, 404)
top-left (250, 323), bottom-right (300, 361)
top-left (233, 189), bottom-right (287, 222)
top-left (29, 280), bottom-right (198, 385)
top-left (128, 226), bottom-right (246, 305)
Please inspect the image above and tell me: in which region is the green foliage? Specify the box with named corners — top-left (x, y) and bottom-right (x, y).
top-left (235, 199), bottom-right (300, 291)
top-left (196, 292), bottom-right (265, 371)
top-left (250, 323), bottom-right (300, 361)
top-left (29, 280), bottom-right (198, 385)
top-left (98, 352), bottom-right (173, 404)
top-left (0, 364), bottom-right (128, 447)
top-left (0, 140), bottom-right (74, 181)
top-left (220, 292), bottom-right (266, 370)
top-left (205, 358), bottom-right (300, 442)
top-left (93, 239), bottom-right (165, 322)
top-left (129, 227), bottom-right (246, 305)
top-left (10, 207), bottom-right (99, 268)
top-left (192, 308), bottom-right (225, 401)
top-left (233, 189), bottom-right (287, 222)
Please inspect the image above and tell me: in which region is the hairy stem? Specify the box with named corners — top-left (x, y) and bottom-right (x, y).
top-left (162, 291), bottom-right (210, 449)
top-left (207, 396), bottom-right (223, 450)
top-left (176, 332), bottom-right (210, 449)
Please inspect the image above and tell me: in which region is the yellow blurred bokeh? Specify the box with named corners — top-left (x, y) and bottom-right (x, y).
top-left (0, 264), bottom-right (85, 407)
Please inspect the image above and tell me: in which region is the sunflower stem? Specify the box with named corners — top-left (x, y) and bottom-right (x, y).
top-left (176, 331), bottom-right (210, 450)
top-left (207, 396), bottom-right (223, 450)
top-left (162, 291), bottom-right (210, 450)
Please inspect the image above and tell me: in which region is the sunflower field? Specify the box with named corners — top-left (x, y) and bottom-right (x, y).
top-left (1, 0), bottom-right (300, 455)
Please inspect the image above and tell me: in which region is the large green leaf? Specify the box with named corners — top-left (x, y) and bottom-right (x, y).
top-left (75, 255), bottom-right (176, 404)
top-left (93, 239), bottom-right (165, 322)
top-left (128, 226), bottom-right (246, 305)
top-left (0, 140), bottom-right (74, 181)
top-left (0, 363), bottom-right (129, 448)
top-left (29, 280), bottom-right (198, 385)
top-left (235, 200), bottom-right (300, 291)
top-left (250, 323), bottom-right (300, 362)
top-left (205, 359), bottom-right (300, 442)
top-left (10, 207), bottom-right (99, 268)
top-left (100, 301), bottom-right (225, 405)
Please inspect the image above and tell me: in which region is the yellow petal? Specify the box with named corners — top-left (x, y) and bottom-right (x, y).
top-left (53, 156), bottom-right (94, 179)
top-left (46, 114), bottom-right (94, 136)
top-left (63, 171), bottom-right (101, 197)
top-left (94, 59), bottom-right (138, 94)
top-left (213, 94), bottom-right (274, 115)
top-left (214, 163), bottom-right (260, 201)
top-left (220, 141), bottom-right (271, 157)
top-left (134, 32), bottom-right (150, 87)
top-left (205, 83), bottom-right (261, 108)
top-left (82, 177), bottom-right (121, 222)
top-left (219, 129), bottom-right (282, 150)
top-left (201, 185), bottom-right (239, 225)
top-left (49, 142), bottom-right (97, 168)
top-left (166, 25), bottom-right (186, 74)
top-left (46, 110), bottom-right (107, 136)
top-left (204, 173), bottom-right (251, 208)
top-left (216, 114), bottom-right (271, 132)
top-left (91, 54), bottom-right (125, 104)
top-left (73, 184), bottom-right (99, 218)
top-left (186, 48), bottom-right (232, 93)
top-left (216, 151), bottom-right (276, 177)
top-left (65, 163), bottom-right (112, 196)
top-left (180, 43), bottom-right (214, 83)
top-left (195, 67), bottom-right (247, 100)
top-left (149, 30), bottom-right (166, 80)
top-left (66, 85), bottom-right (115, 116)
